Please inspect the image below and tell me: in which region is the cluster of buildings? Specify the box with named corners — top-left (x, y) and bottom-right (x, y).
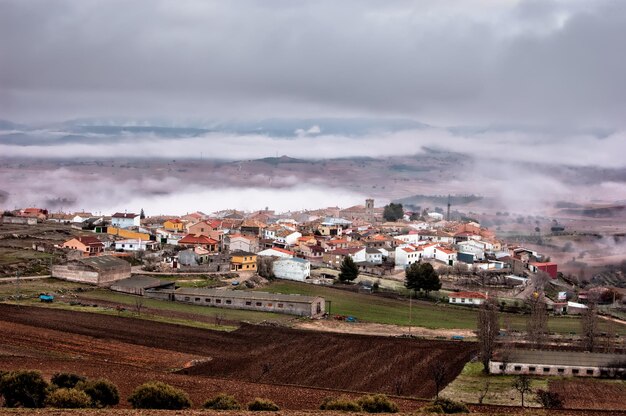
top-left (4, 199), bottom-right (562, 285)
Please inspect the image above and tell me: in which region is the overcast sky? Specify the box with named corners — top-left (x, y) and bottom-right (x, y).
top-left (1, 0), bottom-right (625, 128)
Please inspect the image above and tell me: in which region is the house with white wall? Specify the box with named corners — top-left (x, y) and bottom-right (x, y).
top-left (111, 213), bottom-right (141, 229)
top-left (434, 246), bottom-right (457, 266)
top-left (114, 239), bottom-right (158, 252)
top-left (365, 248), bottom-right (383, 264)
top-left (449, 291), bottom-right (487, 305)
top-left (273, 257), bottom-right (311, 282)
top-left (257, 247), bottom-right (294, 258)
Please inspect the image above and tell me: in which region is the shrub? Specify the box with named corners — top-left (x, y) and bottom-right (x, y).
top-left (422, 404), bottom-right (444, 414)
top-left (51, 372), bottom-right (87, 389)
top-left (248, 398), bottom-right (280, 411)
top-left (203, 393), bottom-right (241, 410)
top-left (127, 381), bottom-right (191, 409)
top-left (79, 378), bottom-right (120, 408)
top-left (0, 370), bottom-right (49, 408)
top-left (357, 394), bottom-right (399, 413)
top-left (536, 389), bottom-right (563, 409)
top-left (45, 388), bottom-right (92, 408)
top-left (320, 396), bottom-right (362, 411)
top-left (432, 398), bottom-right (469, 414)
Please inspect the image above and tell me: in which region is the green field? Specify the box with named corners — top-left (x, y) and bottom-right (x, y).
top-left (441, 361), bottom-right (548, 406)
top-left (254, 281), bottom-right (626, 335)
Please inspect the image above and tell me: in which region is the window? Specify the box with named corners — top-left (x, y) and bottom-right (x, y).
top-left (225, 300), bottom-right (232, 304)
top-left (278, 303), bottom-right (284, 308)
top-left (586, 369), bottom-right (594, 375)
top-left (256, 302), bottom-right (262, 306)
top-left (184, 297), bottom-right (190, 301)
top-left (529, 367), bottom-right (536, 372)
top-left (215, 299), bottom-right (221, 304)
top-left (267, 303), bottom-right (272, 307)
top-left (543, 368), bottom-right (550, 373)
top-left (572, 369), bottom-right (579, 375)
top-left (557, 368), bottom-right (565, 374)
top-left (205, 298), bottom-right (211, 303)
top-left (195, 297), bottom-right (200, 301)
top-left (499, 365), bottom-right (504, 370)
top-left (514, 366), bottom-right (522, 371)
top-left (245, 301), bottom-right (252, 306)
top-left (451, 298), bottom-right (456, 302)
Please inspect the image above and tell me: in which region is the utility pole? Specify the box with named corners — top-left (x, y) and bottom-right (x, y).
top-left (409, 292), bottom-right (412, 336)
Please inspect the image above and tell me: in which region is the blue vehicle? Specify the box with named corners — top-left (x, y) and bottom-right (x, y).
top-left (451, 335), bottom-right (464, 341)
top-left (39, 294), bottom-right (54, 303)
top-left (231, 280), bottom-right (240, 286)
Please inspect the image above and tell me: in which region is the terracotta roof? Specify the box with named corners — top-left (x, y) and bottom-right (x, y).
top-left (452, 291), bottom-right (488, 299)
top-left (436, 247), bottom-right (457, 255)
top-left (179, 234), bottom-right (219, 245)
top-left (74, 236), bottom-right (104, 247)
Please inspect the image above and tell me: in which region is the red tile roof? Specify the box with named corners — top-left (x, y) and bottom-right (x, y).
top-left (453, 291), bottom-right (488, 299)
top-left (112, 212), bottom-right (137, 218)
top-left (179, 234), bottom-right (218, 245)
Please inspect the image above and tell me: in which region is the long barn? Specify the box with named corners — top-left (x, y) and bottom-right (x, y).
top-left (166, 287), bottom-right (325, 318)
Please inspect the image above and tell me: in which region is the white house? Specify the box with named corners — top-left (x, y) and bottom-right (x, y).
top-left (257, 247), bottom-right (294, 258)
top-left (365, 248), bottom-right (383, 264)
top-left (275, 230), bottom-right (302, 247)
top-left (457, 240), bottom-right (486, 260)
top-left (449, 291), bottom-right (488, 305)
top-left (394, 245), bottom-right (423, 269)
top-left (228, 234), bottom-right (258, 253)
top-left (273, 257), bottom-right (311, 282)
top-left (395, 232), bottom-right (421, 245)
top-left (111, 213), bottom-right (141, 229)
top-left (114, 239), bottom-right (158, 251)
top-left (427, 212), bottom-right (444, 221)
top-left (434, 247), bottom-right (457, 266)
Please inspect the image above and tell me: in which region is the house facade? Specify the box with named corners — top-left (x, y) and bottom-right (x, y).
top-left (111, 213), bottom-right (141, 229)
top-left (273, 257), bottom-right (311, 282)
top-left (230, 251), bottom-right (257, 271)
top-left (449, 291), bottom-right (488, 305)
top-left (62, 236), bottom-right (105, 257)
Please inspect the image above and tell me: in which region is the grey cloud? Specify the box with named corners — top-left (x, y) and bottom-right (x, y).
top-left (1, 0), bottom-right (625, 128)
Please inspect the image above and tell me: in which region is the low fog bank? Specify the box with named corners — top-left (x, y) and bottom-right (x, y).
top-left (2, 126), bottom-right (626, 169)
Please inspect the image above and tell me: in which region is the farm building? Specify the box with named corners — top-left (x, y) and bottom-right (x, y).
top-left (273, 257), bottom-right (311, 282)
top-left (109, 276), bottom-right (175, 296)
top-left (449, 291), bottom-right (488, 306)
top-left (529, 261), bottom-right (558, 278)
top-left (51, 255), bottom-right (131, 285)
top-left (490, 350), bottom-right (626, 378)
top-left (114, 239), bottom-right (159, 252)
top-left (172, 288), bottom-right (325, 317)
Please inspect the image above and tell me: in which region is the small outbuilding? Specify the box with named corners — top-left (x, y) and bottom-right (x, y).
top-left (449, 291), bottom-right (488, 306)
top-left (109, 276), bottom-right (175, 295)
top-left (51, 255), bottom-right (131, 285)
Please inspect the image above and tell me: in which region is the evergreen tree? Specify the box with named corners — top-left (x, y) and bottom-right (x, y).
top-left (405, 263), bottom-right (440, 296)
top-left (140, 208), bottom-right (146, 219)
top-left (383, 203), bottom-right (404, 222)
top-left (339, 256), bottom-right (359, 282)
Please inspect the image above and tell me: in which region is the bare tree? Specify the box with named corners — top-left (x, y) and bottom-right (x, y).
top-left (478, 380), bottom-right (491, 404)
top-left (430, 361), bottom-right (447, 399)
top-left (512, 374), bottom-right (532, 408)
top-left (477, 298), bottom-right (500, 373)
top-left (526, 293), bottom-right (549, 348)
top-left (134, 298), bottom-right (144, 315)
top-left (581, 301), bottom-right (599, 352)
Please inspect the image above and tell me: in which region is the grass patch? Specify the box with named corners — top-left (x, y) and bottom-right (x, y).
top-left (255, 281), bottom-right (626, 335)
top-left (80, 289), bottom-right (294, 324)
top-left (441, 361), bottom-right (549, 406)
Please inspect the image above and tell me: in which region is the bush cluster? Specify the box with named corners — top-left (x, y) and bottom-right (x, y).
top-left (0, 370), bottom-right (119, 409)
top-left (536, 389), bottom-right (563, 409)
top-left (248, 397), bottom-right (280, 411)
top-left (45, 388), bottom-right (92, 408)
top-left (203, 393), bottom-right (241, 410)
top-left (357, 394), bottom-right (399, 413)
top-left (128, 381), bottom-right (192, 410)
top-left (423, 398), bottom-right (469, 414)
top-left (320, 395), bottom-right (362, 411)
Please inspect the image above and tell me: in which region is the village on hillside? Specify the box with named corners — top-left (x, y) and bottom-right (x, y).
top-left (0, 199), bottom-right (625, 412)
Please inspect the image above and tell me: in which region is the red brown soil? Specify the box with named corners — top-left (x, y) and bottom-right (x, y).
top-left (0, 304), bottom-right (476, 398)
top-left (0, 304), bottom-right (624, 415)
top-left (549, 378), bottom-right (626, 411)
